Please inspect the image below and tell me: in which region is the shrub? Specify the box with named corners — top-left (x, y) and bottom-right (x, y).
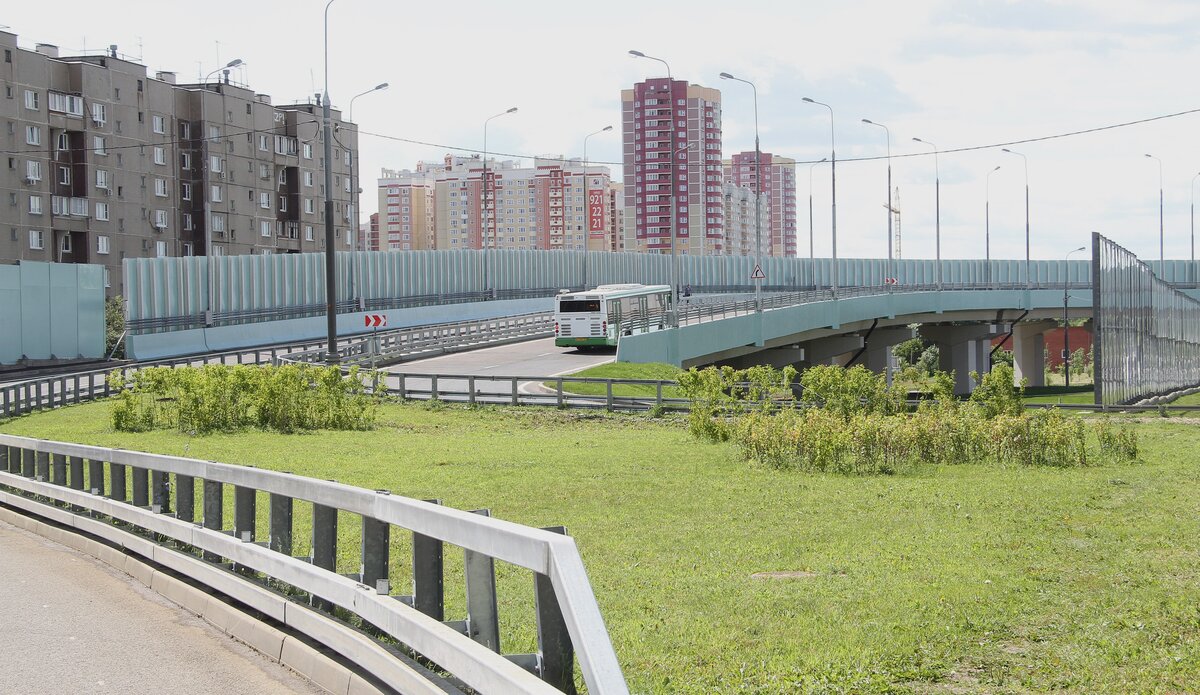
top-left (969, 364), bottom-right (1025, 418)
top-left (892, 337), bottom-right (926, 366)
top-left (916, 344), bottom-right (941, 376)
top-left (798, 364), bottom-right (903, 418)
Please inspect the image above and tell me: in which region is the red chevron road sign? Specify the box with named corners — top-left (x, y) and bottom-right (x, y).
top-left (364, 314), bottom-right (387, 328)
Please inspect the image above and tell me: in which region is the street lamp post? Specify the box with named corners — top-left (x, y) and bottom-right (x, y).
top-left (629, 49), bottom-right (682, 325)
top-left (862, 119), bottom-right (892, 287)
top-left (1001, 148), bottom-right (1030, 287)
top-left (1191, 171), bottom-right (1200, 285)
top-left (1064, 245), bottom-right (1087, 388)
top-left (482, 107), bottom-right (518, 298)
top-left (912, 137), bottom-right (941, 289)
top-left (986, 165), bottom-right (1001, 287)
top-left (720, 72), bottom-right (763, 312)
top-left (808, 158), bottom-right (827, 287)
top-left (803, 97), bottom-right (836, 294)
top-left (581, 125), bottom-right (613, 289)
top-left (322, 0), bottom-right (338, 363)
top-left (201, 58), bottom-right (242, 323)
top-left (1145, 153), bottom-right (1164, 263)
top-left (347, 83), bottom-right (388, 254)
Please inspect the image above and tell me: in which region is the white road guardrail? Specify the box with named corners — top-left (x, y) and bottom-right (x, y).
top-left (0, 434), bottom-right (628, 694)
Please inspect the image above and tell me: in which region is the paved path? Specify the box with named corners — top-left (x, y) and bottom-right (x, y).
top-left (0, 519), bottom-right (323, 695)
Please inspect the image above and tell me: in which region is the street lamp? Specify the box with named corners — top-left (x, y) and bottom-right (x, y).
top-left (581, 125), bottom-right (613, 289)
top-left (322, 0), bottom-right (338, 363)
top-left (806, 159), bottom-right (825, 273)
top-left (803, 97), bottom-right (836, 294)
top-left (1063, 245), bottom-right (1087, 388)
top-left (986, 165), bottom-right (1002, 287)
top-left (1001, 147), bottom-right (1030, 287)
top-left (912, 137), bottom-right (941, 289)
top-left (1191, 171), bottom-right (1200, 284)
top-left (862, 119), bottom-right (893, 286)
top-left (720, 71), bottom-right (764, 312)
top-left (630, 49), bottom-right (684, 325)
top-left (1145, 154), bottom-right (1164, 263)
top-left (482, 107), bottom-right (518, 298)
top-left (347, 83), bottom-right (388, 254)
top-left (201, 57), bottom-right (244, 322)
top-left (203, 58), bottom-right (243, 84)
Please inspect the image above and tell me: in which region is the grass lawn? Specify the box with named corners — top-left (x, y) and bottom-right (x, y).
top-left (3, 402), bottom-right (1200, 693)
top-left (547, 361), bottom-right (684, 398)
top-left (1022, 385), bottom-right (1096, 405)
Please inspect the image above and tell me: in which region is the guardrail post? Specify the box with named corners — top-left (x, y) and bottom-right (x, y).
top-left (35, 450), bottom-right (50, 481)
top-left (311, 503), bottom-right (338, 610)
top-left (131, 467), bottom-right (149, 507)
top-left (68, 456), bottom-right (84, 491)
top-left (0, 446), bottom-right (7, 473)
top-left (49, 453), bottom-right (66, 486)
top-left (464, 508), bottom-right (501, 652)
top-left (234, 485), bottom-right (256, 542)
top-left (152, 471), bottom-right (170, 514)
top-left (606, 380), bottom-right (614, 411)
top-left (176, 474), bottom-right (195, 522)
top-left (20, 448), bottom-right (33, 477)
top-left (656, 382), bottom-right (664, 408)
top-left (269, 492), bottom-right (293, 556)
top-left (88, 459), bottom-right (105, 496)
top-left (557, 378), bottom-right (564, 408)
top-left (536, 526), bottom-right (576, 694)
top-left (512, 379), bottom-right (519, 406)
top-left (110, 461), bottom-right (126, 501)
top-left (361, 501), bottom-right (390, 591)
top-left (203, 480), bottom-right (224, 561)
top-left (397, 374), bottom-right (407, 400)
top-left (412, 499), bottom-right (444, 621)
top-left (430, 374), bottom-right (439, 401)
top-left (468, 375), bottom-right (476, 406)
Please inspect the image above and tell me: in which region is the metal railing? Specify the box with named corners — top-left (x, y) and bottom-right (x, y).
top-left (0, 434), bottom-right (628, 694)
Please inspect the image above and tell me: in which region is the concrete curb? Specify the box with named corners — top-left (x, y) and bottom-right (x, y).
top-left (0, 506), bottom-right (383, 695)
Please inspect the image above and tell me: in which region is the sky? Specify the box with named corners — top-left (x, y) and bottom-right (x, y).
top-left (5, 0), bottom-right (1200, 262)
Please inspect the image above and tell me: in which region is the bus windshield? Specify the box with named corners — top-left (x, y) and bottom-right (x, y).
top-left (558, 299), bottom-right (602, 313)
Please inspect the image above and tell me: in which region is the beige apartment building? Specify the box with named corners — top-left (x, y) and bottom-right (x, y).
top-left (722, 183), bottom-right (769, 258)
top-left (723, 152), bottom-right (798, 257)
top-left (374, 155), bottom-right (621, 253)
top-left (0, 30), bottom-right (357, 295)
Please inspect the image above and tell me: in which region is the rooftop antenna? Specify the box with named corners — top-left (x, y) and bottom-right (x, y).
top-left (137, 36), bottom-right (143, 60)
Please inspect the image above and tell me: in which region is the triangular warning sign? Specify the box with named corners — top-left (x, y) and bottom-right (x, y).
top-left (751, 264), bottom-right (766, 280)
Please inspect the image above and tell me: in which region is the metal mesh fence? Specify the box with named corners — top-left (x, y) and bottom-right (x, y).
top-left (1092, 232), bottom-right (1200, 405)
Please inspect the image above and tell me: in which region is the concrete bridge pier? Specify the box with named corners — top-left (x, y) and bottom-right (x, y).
top-left (860, 327), bottom-right (917, 384)
top-left (802, 335), bottom-right (865, 367)
top-left (720, 346), bottom-right (807, 371)
top-left (922, 323), bottom-right (1010, 395)
top-left (1010, 320), bottom-right (1056, 387)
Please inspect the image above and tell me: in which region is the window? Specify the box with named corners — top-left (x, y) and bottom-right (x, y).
top-left (260, 220), bottom-right (271, 237)
top-left (58, 167), bottom-right (70, 185)
top-left (94, 136), bottom-right (107, 155)
top-left (24, 90), bottom-right (39, 110)
top-left (95, 202), bottom-right (109, 221)
top-left (96, 170), bottom-right (109, 189)
top-left (152, 115), bottom-right (166, 133)
top-left (278, 168), bottom-right (287, 185)
top-left (258, 163), bottom-right (270, 180)
top-left (259, 192), bottom-right (270, 209)
top-left (344, 178), bottom-right (351, 193)
top-left (156, 241), bottom-right (168, 257)
top-left (182, 242), bottom-right (193, 256)
top-left (153, 147), bottom-right (166, 165)
top-left (97, 235), bottom-right (110, 254)
top-left (29, 196), bottom-right (42, 215)
top-left (304, 171), bottom-right (313, 187)
top-left (258, 134), bottom-right (269, 151)
top-left (154, 178), bottom-right (168, 197)
top-left (279, 196), bottom-right (288, 212)
top-left (212, 215), bottom-right (226, 232)
top-left (302, 143), bottom-right (313, 159)
top-left (56, 132), bottom-right (69, 152)
top-left (25, 126), bottom-right (41, 145)
top-left (305, 225), bottom-right (314, 241)
top-left (48, 92), bottom-right (84, 116)
top-left (154, 210), bottom-right (168, 229)
top-left (210, 185), bottom-right (222, 202)
top-left (213, 245), bottom-right (225, 257)
top-left (181, 183), bottom-right (192, 201)
top-left (91, 103), bottom-right (107, 125)
top-left (304, 198), bottom-right (314, 214)
top-left (29, 229), bottom-right (44, 250)
top-left (210, 156), bottom-right (223, 172)
top-left (179, 122), bottom-right (191, 139)
top-left (180, 152), bottom-right (191, 169)
top-left (183, 213), bottom-right (192, 230)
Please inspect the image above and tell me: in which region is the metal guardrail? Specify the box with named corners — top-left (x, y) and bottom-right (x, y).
top-left (0, 434), bottom-right (628, 694)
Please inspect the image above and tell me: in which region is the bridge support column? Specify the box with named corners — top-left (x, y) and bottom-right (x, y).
top-left (922, 323), bottom-right (1010, 395)
top-left (860, 327), bottom-right (916, 383)
top-left (720, 347), bottom-right (806, 371)
top-left (1010, 320), bottom-right (1056, 387)
top-left (800, 335), bottom-right (865, 367)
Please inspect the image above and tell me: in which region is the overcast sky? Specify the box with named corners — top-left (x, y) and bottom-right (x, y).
top-left (6, 0), bottom-right (1199, 262)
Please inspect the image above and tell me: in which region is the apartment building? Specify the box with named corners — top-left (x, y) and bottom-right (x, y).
top-left (374, 155), bottom-right (621, 253)
top-left (723, 152), bottom-right (798, 257)
top-left (722, 183), bottom-right (769, 258)
top-left (621, 79), bottom-right (724, 256)
top-left (0, 30), bottom-right (357, 295)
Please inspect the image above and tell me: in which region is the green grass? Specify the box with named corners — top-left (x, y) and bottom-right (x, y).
top-left (3, 402), bottom-right (1200, 693)
top-left (546, 361), bottom-right (684, 398)
top-left (1022, 385), bottom-right (1096, 405)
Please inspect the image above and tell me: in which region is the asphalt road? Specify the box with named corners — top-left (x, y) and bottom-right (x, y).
top-left (387, 336), bottom-right (615, 379)
top-left (0, 519), bottom-right (324, 695)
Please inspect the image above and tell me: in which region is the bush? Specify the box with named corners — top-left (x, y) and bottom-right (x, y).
top-left (105, 296), bottom-right (126, 359)
top-left (892, 337), bottom-right (926, 366)
top-left (916, 344), bottom-right (941, 376)
top-left (798, 364), bottom-right (903, 418)
top-left (968, 364), bottom-right (1025, 418)
top-left (109, 364), bottom-right (382, 434)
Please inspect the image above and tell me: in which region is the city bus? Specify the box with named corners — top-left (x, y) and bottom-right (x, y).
top-left (553, 284), bottom-right (672, 348)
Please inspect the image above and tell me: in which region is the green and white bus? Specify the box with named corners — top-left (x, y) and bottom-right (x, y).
top-left (553, 284), bottom-right (672, 348)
